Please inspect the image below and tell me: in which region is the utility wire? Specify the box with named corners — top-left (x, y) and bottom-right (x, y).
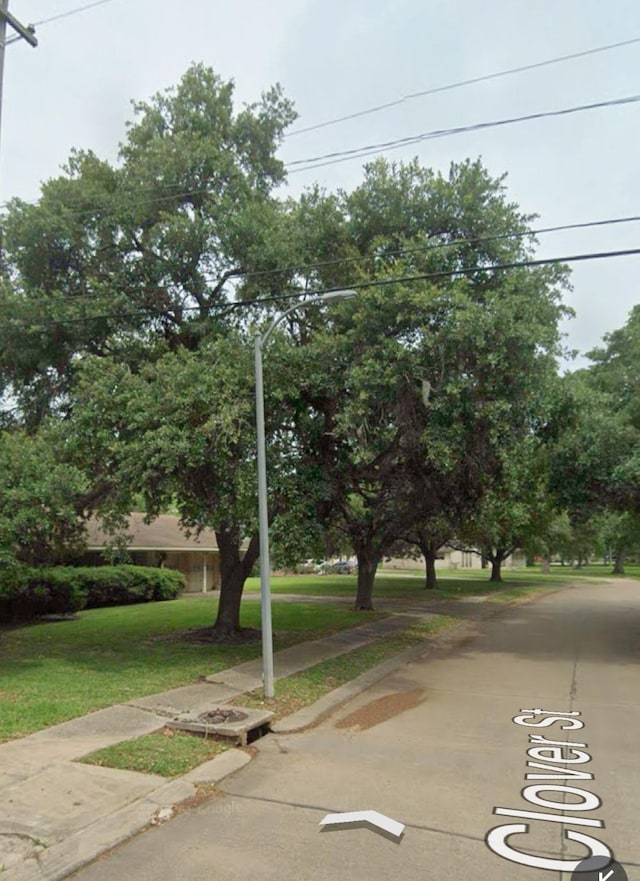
top-left (352, 247), bottom-right (640, 288)
top-left (286, 94), bottom-right (640, 172)
top-left (287, 36), bottom-right (640, 137)
top-left (3, 1), bottom-right (113, 45)
top-left (1, 213), bottom-right (638, 312)
top-left (2, 246), bottom-right (639, 332)
top-left (31, 0), bottom-right (114, 27)
top-left (194, 213), bottom-right (640, 285)
top-left (3, 89), bottom-right (639, 215)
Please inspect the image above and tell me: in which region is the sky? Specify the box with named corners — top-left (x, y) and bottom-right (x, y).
top-left (2, 0), bottom-right (639, 368)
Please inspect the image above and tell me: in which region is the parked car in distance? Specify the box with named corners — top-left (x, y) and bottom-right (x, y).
top-left (313, 560), bottom-right (332, 575)
top-left (331, 560), bottom-right (357, 575)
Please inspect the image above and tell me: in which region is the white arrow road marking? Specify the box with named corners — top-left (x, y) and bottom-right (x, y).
top-left (599, 871), bottom-right (614, 881)
top-left (319, 810), bottom-right (405, 839)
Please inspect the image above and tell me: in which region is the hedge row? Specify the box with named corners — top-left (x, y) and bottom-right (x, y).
top-left (0, 565), bottom-right (185, 624)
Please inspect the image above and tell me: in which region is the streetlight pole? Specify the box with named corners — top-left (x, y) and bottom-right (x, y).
top-left (0, 2), bottom-right (37, 176)
top-left (0, 1), bottom-right (36, 258)
top-left (254, 289), bottom-right (357, 699)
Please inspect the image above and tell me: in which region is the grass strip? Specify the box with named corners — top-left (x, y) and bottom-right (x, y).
top-left (79, 729), bottom-right (232, 778)
top-left (233, 615), bottom-right (458, 720)
top-left (486, 582), bottom-right (566, 604)
top-left (75, 584), bottom-right (569, 777)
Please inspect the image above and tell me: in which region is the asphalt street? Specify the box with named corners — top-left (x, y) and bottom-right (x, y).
top-left (70, 580), bottom-right (640, 881)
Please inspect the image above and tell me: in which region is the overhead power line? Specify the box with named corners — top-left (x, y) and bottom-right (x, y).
top-left (352, 247), bottom-right (640, 289)
top-left (1, 213), bottom-right (638, 312)
top-left (286, 94), bottom-right (640, 173)
top-left (31, 0), bottom-right (114, 27)
top-left (287, 35), bottom-right (640, 137)
top-left (3, 88), bottom-right (639, 218)
top-left (2, 246), bottom-right (639, 332)
top-left (195, 213), bottom-right (640, 286)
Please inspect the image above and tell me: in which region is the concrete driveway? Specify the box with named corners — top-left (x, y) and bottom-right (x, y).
top-left (70, 580), bottom-right (640, 881)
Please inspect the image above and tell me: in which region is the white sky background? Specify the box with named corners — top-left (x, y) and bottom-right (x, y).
top-left (2, 0), bottom-right (639, 368)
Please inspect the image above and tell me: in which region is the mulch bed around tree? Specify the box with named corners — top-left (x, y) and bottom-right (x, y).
top-left (151, 626), bottom-right (263, 645)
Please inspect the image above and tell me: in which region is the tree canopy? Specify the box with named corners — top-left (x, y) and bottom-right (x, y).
top-left (0, 64), bottom-right (296, 427)
top-left (4, 62), bottom-right (621, 633)
top-left (277, 159), bottom-right (570, 606)
top-left (547, 307), bottom-right (640, 573)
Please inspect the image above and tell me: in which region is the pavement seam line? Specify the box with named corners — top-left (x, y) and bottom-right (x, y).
top-left (220, 791), bottom-right (583, 857)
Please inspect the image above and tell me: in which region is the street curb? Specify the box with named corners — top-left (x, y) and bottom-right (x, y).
top-left (8, 752), bottom-right (253, 881)
top-left (272, 618), bottom-right (477, 734)
top-left (271, 639), bottom-right (442, 734)
top-left (182, 747), bottom-right (252, 785)
top-left (271, 583), bottom-right (578, 734)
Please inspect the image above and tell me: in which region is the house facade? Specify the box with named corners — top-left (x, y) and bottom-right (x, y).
top-left (84, 513), bottom-right (221, 593)
top-left (382, 545), bottom-right (526, 571)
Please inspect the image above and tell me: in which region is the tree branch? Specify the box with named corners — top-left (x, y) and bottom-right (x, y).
top-left (209, 267), bottom-right (243, 301)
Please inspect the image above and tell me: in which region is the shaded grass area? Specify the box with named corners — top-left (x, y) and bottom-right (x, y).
top-left (243, 566), bottom-right (622, 601)
top-left (488, 588), bottom-right (533, 604)
top-left (0, 599), bottom-right (384, 743)
top-left (378, 563), bottom-right (640, 583)
top-left (234, 615), bottom-right (458, 720)
top-left (486, 584), bottom-right (566, 604)
top-left (79, 729), bottom-right (231, 778)
top-left (244, 572), bottom-right (505, 599)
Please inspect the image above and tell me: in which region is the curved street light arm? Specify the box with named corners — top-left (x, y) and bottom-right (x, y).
top-left (257, 289), bottom-right (358, 349)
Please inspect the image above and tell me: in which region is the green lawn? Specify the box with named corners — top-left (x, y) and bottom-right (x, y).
top-left (0, 598), bottom-right (384, 743)
top-left (380, 563), bottom-right (640, 582)
top-left (541, 563), bottom-right (640, 579)
top-left (243, 572), bottom-right (506, 599)
top-left (243, 563), bottom-right (634, 601)
top-left (3, 564), bottom-right (634, 744)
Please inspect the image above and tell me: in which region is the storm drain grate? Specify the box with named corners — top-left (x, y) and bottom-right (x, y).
top-left (166, 705), bottom-right (275, 746)
top-left (198, 709), bottom-right (248, 725)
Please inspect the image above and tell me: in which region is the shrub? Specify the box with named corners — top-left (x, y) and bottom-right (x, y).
top-left (76, 565), bottom-right (185, 608)
top-left (0, 564), bottom-right (87, 624)
top-left (0, 565), bottom-right (185, 624)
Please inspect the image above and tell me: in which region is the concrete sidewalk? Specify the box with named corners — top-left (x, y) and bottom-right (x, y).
top-left (0, 610), bottom-right (444, 881)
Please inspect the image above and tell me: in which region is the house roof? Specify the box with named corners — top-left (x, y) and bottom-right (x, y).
top-left (85, 513), bottom-right (219, 552)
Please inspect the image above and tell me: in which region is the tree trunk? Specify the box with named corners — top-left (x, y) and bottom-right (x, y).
top-left (541, 556), bottom-right (550, 575)
top-left (416, 536), bottom-right (442, 590)
top-left (424, 552), bottom-right (438, 590)
top-left (489, 546), bottom-right (514, 583)
top-left (354, 545), bottom-right (379, 610)
top-left (612, 549), bottom-right (626, 576)
top-left (212, 530), bottom-right (259, 637)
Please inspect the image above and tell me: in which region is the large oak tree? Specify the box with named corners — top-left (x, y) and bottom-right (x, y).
top-left (0, 65), bottom-right (298, 636)
top-left (281, 158), bottom-right (570, 608)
